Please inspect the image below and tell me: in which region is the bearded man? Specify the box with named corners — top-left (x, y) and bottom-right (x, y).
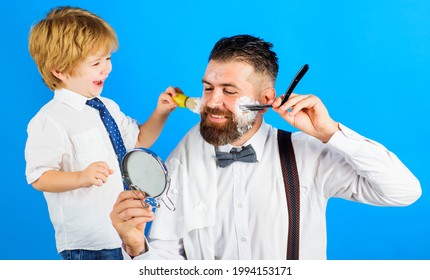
top-left (110, 35), bottom-right (421, 260)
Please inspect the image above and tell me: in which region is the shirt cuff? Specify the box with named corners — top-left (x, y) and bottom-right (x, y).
top-left (121, 239), bottom-right (149, 260)
top-left (326, 123), bottom-right (367, 157)
top-left (26, 167), bottom-right (53, 185)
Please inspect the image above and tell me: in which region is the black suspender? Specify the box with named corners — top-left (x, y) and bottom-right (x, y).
top-left (277, 129), bottom-right (300, 260)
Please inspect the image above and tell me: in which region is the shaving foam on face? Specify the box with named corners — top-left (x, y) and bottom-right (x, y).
top-left (207, 71), bottom-right (222, 81)
top-left (235, 96), bottom-right (259, 135)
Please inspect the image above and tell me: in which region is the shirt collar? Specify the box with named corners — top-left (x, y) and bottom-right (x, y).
top-left (217, 120), bottom-right (269, 162)
top-left (54, 88), bottom-right (93, 111)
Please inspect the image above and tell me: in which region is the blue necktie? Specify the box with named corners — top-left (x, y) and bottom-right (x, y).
top-left (86, 97), bottom-right (127, 165)
top-left (215, 144), bottom-right (258, 168)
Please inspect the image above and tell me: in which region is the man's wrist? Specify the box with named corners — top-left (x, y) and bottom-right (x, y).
top-left (123, 241), bottom-right (147, 258)
top-left (320, 121), bottom-right (340, 143)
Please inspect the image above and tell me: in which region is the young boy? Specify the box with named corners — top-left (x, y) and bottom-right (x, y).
top-left (25, 6), bottom-right (176, 260)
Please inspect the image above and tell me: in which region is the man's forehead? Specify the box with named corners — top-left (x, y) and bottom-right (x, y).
top-left (205, 71), bottom-right (223, 82)
top-left (203, 60), bottom-right (255, 84)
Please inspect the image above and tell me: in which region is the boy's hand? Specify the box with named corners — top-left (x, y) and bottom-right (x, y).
top-left (156, 86), bottom-right (180, 115)
top-left (79, 161), bottom-right (114, 187)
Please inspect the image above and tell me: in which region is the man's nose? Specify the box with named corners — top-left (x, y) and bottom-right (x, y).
top-left (206, 90), bottom-right (224, 108)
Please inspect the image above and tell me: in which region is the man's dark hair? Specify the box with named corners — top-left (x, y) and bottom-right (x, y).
top-left (208, 34), bottom-right (279, 84)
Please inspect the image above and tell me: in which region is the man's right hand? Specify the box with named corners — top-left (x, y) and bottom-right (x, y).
top-left (110, 190), bottom-right (155, 257)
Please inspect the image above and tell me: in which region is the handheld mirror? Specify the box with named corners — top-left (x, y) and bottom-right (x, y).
top-left (121, 148), bottom-right (175, 211)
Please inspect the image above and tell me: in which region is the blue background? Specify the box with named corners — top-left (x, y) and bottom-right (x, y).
top-left (1, 0), bottom-right (428, 260)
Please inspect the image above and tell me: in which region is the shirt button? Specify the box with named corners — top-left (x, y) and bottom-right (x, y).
top-left (241, 237), bottom-right (247, 242)
top-left (237, 203), bottom-right (243, 208)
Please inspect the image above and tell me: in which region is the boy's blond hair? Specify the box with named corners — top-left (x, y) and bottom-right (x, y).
top-left (28, 6), bottom-right (119, 90)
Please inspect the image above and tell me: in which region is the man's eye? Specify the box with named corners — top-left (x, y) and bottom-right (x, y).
top-left (224, 90), bottom-right (236, 95)
top-left (204, 87), bottom-right (213, 92)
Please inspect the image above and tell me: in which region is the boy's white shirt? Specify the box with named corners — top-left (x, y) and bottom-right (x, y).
top-left (25, 88), bottom-right (139, 252)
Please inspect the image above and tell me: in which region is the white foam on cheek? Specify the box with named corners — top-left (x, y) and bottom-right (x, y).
top-left (235, 96), bottom-right (259, 135)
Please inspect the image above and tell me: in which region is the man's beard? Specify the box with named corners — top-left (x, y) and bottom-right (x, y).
top-left (200, 106), bottom-right (256, 146)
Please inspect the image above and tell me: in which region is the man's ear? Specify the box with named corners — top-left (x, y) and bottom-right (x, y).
top-left (51, 69), bottom-right (67, 81)
top-left (261, 87), bottom-right (276, 103)
top-left (258, 87), bottom-right (276, 114)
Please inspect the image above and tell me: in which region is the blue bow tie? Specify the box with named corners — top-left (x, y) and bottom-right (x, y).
top-left (215, 144), bottom-right (258, 168)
